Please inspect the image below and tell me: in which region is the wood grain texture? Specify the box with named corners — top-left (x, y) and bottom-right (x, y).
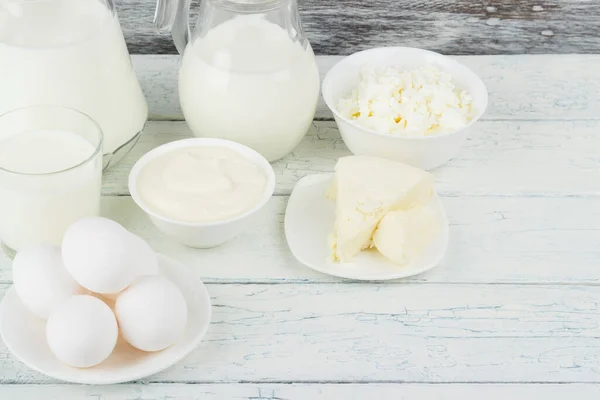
top-left (3, 283), bottom-right (600, 383)
top-left (100, 119), bottom-right (600, 198)
top-left (133, 54), bottom-right (600, 121)
top-left (1, 195), bottom-right (600, 284)
top-left (1, 54), bottom-right (598, 393)
top-left (2, 383), bottom-right (600, 399)
top-left (117, 0), bottom-right (600, 55)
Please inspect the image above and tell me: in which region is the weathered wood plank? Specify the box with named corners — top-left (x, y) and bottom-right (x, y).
top-left (2, 383), bottom-right (600, 399)
top-left (2, 195), bottom-right (600, 284)
top-left (133, 55), bottom-right (600, 121)
top-left (3, 283), bottom-right (600, 383)
top-left (117, 0), bottom-right (600, 55)
top-left (102, 119), bottom-right (600, 197)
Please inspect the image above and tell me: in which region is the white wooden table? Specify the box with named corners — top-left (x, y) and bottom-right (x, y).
top-left (2, 55), bottom-right (600, 399)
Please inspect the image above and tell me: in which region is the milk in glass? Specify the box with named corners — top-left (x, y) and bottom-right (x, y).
top-left (0, 129), bottom-right (101, 252)
top-left (179, 15), bottom-right (320, 162)
top-left (0, 0), bottom-right (148, 156)
top-left (0, 106), bottom-right (103, 256)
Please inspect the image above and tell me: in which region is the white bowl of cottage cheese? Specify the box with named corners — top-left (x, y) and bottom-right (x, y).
top-left (322, 47), bottom-right (488, 170)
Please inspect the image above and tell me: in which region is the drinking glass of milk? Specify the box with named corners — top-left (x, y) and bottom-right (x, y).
top-left (0, 106), bottom-right (103, 258)
top-left (0, 0), bottom-right (148, 170)
top-left (155, 0), bottom-right (320, 162)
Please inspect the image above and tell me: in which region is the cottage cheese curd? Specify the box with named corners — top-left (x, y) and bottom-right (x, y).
top-left (338, 64), bottom-right (474, 136)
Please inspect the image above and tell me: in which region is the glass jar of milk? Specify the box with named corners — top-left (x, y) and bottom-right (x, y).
top-left (155, 0), bottom-right (320, 162)
top-left (0, 106), bottom-right (103, 258)
top-left (0, 0), bottom-right (148, 170)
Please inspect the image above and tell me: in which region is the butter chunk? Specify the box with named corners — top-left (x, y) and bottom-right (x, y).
top-left (373, 206), bottom-right (440, 265)
top-left (329, 156), bottom-right (433, 262)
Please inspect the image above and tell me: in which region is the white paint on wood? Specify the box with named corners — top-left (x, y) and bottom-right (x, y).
top-left (3, 283), bottom-right (600, 383)
top-left (1, 383), bottom-right (600, 399)
top-left (101, 119), bottom-right (600, 197)
top-left (1, 55), bottom-right (599, 393)
top-left (133, 55), bottom-right (600, 121)
top-left (1, 194), bottom-right (600, 285)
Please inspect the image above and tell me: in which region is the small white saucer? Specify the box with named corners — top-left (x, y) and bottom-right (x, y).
top-left (285, 174), bottom-right (449, 281)
top-left (0, 254), bottom-right (212, 384)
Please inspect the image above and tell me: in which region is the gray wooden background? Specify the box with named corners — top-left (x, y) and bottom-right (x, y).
top-left (118, 0), bottom-right (600, 55)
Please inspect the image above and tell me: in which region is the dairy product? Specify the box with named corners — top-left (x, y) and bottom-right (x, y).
top-left (179, 15), bottom-right (320, 162)
top-left (338, 64), bottom-right (474, 136)
top-left (0, 0), bottom-right (148, 154)
top-left (0, 130), bottom-right (101, 252)
top-left (373, 206), bottom-right (440, 265)
top-left (136, 146), bottom-right (267, 223)
top-left (328, 156), bottom-right (433, 262)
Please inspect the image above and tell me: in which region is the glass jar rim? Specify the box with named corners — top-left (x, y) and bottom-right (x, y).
top-left (213, 0), bottom-right (288, 13)
top-left (0, 105), bottom-right (104, 176)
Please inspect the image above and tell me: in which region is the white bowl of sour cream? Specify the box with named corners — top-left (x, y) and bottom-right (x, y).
top-left (129, 138), bottom-right (275, 248)
top-left (322, 47), bottom-right (488, 170)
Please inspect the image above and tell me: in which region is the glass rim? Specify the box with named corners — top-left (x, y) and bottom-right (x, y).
top-left (0, 105), bottom-right (104, 176)
top-left (214, 0), bottom-right (287, 13)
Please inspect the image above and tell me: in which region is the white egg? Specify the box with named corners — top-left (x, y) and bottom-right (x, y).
top-left (13, 245), bottom-right (85, 319)
top-left (115, 275), bottom-right (187, 352)
top-left (129, 233), bottom-right (160, 277)
top-left (46, 295), bottom-right (118, 368)
top-left (62, 217), bottom-right (139, 294)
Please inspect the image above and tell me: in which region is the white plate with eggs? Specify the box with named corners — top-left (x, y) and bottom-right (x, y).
top-left (0, 218), bottom-right (212, 385)
top-left (285, 174), bottom-right (449, 281)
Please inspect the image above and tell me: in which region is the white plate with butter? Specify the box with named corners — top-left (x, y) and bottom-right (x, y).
top-left (285, 173), bottom-right (449, 281)
top-left (0, 254), bottom-right (212, 384)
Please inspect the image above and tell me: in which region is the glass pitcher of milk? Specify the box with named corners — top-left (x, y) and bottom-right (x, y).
top-left (0, 0), bottom-right (148, 169)
top-left (154, 0), bottom-right (320, 162)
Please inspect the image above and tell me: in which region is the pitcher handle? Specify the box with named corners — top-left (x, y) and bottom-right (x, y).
top-left (154, 0), bottom-right (191, 54)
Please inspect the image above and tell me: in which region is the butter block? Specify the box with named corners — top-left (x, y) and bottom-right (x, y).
top-left (329, 156), bottom-right (434, 262)
top-left (373, 206), bottom-right (440, 265)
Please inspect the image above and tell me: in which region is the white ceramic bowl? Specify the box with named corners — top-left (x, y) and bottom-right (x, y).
top-left (322, 47), bottom-right (488, 170)
top-left (129, 138), bottom-right (276, 248)
top-left (0, 254), bottom-right (211, 384)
